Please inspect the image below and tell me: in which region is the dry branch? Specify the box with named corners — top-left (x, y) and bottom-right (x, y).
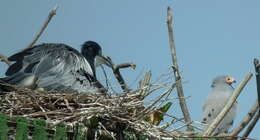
top-left (242, 110), bottom-right (260, 139)
top-left (138, 71), bottom-right (152, 99)
top-left (166, 7), bottom-right (193, 131)
top-left (253, 58), bottom-right (260, 108)
top-left (202, 73), bottom-right (253, 136)
top-left (104, 56), bottom-right (135, 92)
top-left (113, 63), bottom-right (135, 92)
top-left (24, 5), bottom-right (58, 50)
top-left (0, 53), bottom-right (11, 66)
top-left (230, 100), bottom-right (259, 136)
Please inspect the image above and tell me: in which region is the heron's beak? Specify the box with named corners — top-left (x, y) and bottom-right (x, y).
top-left (95, 55), bottom-right (113, 68)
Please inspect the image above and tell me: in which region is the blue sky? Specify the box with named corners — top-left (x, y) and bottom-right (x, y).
top-left (0, 0), bottom-right (259, 139)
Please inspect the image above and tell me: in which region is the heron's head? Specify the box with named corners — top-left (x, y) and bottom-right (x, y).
top-left (81, 41), bottom-right (102, 58)
top-left (81, 41), bottom-right (111, 69)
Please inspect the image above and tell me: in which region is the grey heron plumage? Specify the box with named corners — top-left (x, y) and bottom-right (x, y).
top-left (1, 41), bottom-right (107, 93)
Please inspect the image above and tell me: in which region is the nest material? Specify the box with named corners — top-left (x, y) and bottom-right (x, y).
top-left (0, 81), bottom-right (187, 139)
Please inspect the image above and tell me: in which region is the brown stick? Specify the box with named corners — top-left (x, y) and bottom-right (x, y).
top-left (202, 73), bottom-right (253, 136)
top-left (166, 7), bottom-right (193, 131)
top-left (230, 100), bottom-right (259, 136)
top-left (0, 53), bottom-right (11, 66)
top-left (25, 5), bottom-right (58, 50)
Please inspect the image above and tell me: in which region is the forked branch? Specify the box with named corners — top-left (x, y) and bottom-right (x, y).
top-left (104, 56), bottom-right (135, 92)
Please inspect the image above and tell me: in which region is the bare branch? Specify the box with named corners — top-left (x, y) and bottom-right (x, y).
top-left (104, 56), bottom-right (135, 92)
top-left (253, 58), bottom-right (260, 108)
top-left (25, 5), bottom-right (58, 50)
top-left (166, 6), bottom-right (193, 131)
top-left (138, 71), bottom-right (152, 99)
top-left (0, 53), bottom-right (11, 66)
top-left (113, 63), bottom-right (135, 92)
top-left (202, 73), bottom-right (253, 136)
top-left (242, 110), bottom-right (260, 139)
top-left (230, 100), bottom-right (259, 136)
top-left (114, 63), bottom-right (136, 70)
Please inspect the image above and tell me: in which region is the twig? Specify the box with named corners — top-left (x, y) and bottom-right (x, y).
top-left (24, 5), bottom-right (58, 50)
top-left (253, 58), bottom-right (260, 108)
top-left (242, 110), bottom-right (260, 139)
top-left (172, 121), bottom-right (193, 131)
top-left (105, 56), bottom-right (135, 92)
top-left (138, 71), bottom-right (152, 98)
top-left (230, 100), bottom-right (259, 136)
top-left (0, 53), bottom-right (11, 66)
top-left (166, 7), bottom-right (193, 131)
top-left (98, 122), bottom-right (116, 140)
top-left (137, 82), bottom-right (176, 120)
top-left (113, 63), bottom-right (135, 92)
top-left (114, 63), bottom-right (136, 70)
top-left (202, 73), bottom-right (253, 136)
top-left (64, 99), bottom-right (74, 113)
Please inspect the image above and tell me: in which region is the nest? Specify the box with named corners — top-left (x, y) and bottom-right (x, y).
top-left (0, 78), bottom-right (191, 140)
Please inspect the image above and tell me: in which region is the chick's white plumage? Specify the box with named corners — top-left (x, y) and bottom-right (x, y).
top-left (202, 75), bottom-right (238, 135)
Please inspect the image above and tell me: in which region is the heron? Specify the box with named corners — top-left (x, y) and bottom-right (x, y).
top-left (0, 41), bottom-right (109, 94)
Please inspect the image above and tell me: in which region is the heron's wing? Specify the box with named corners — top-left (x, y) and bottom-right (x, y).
top-left (5, 43), bottom-right (99, 92)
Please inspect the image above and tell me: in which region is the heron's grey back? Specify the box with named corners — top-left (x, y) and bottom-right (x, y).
top-left (4, 43), bottom-right (101, 93)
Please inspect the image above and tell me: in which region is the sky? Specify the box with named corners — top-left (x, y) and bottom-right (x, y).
top-left (0, 0), bottom-right (259, 139)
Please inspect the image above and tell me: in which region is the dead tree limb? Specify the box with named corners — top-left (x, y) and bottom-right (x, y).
top-left (253, 58), bottom-right (260, 108)
top-left (25, 5), bottom-right (58, 50)
top-left (202, 73), bottom-right (253, 136)
top-left (0, 53), bottom-right (11, 66)
top-left (239, 59), bottom-right (260, 138)
top-left (242, 110), bottom-right (260, 139)
top-left (166, 7), bottom-right (193, 131)
top-left (230, 100), bottom-right (259, 136)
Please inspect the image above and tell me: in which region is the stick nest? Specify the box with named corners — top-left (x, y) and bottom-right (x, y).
top-left (0, 81), bottom-right (187, 139)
